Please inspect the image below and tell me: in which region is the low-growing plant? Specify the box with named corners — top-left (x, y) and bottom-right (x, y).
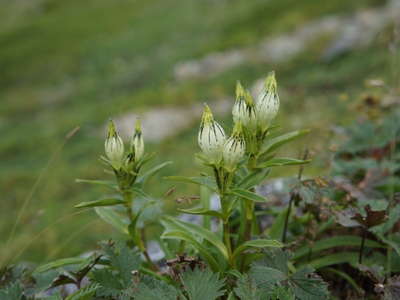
top-left (3, 73), bottom-right (400, 299)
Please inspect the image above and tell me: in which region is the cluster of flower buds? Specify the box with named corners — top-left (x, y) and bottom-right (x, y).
top-left (198, 104), bottom-right (246, 171)
top-left (104, 119), bottom-right (145, 171)
top-left (198, 72), bottom-right (280, 170)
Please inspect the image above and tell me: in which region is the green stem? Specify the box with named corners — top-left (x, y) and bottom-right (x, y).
top-left (282, 196), bottom-right (293, 243)
top-left (122, 189), bottom-right (158, 271)
top-left (223, 220), bottom-right (232, 261)
top-left (359, 229), bottom-right (366, 264)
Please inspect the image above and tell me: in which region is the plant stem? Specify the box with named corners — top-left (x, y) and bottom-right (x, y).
top-left (223, 221), bottom-right (232, 260)
top-left (243, 200), bottom-right (254, 241)
top-left (359, 229), bottom-right (366, 264)
top-left (122, 189), bottom-right (158, 271)
top-left (282, 196), bottom-right (293, 244)
top-left (140, 227), bottom-right (159, 271)
top-left (282, 150), bottom-right (308, 244)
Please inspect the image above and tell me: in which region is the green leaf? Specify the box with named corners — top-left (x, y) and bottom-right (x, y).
top-left (135, 275), bottom-right (181, 300)
top-left (65, 284), bottom-right (99, 300)
top-left (178, 207), bottom-right (223, 219)
top-left (261, 129), bottom-right (310, 155)
top-left (91, 268), bottom-right (123, 298)
top-left (161, 216), bottom-right (229, 261)
top-left (164, 176), bottom-right (217, 191)
top-left (267, 208), bottom-right (289, 240)
top-left (232, 239), bottom-right (283, 261)
top-left (0, 282), bottom-right (23, 300)
top-left (161, 231), bottom-right (221, 271)
top-left (230, 188), bottom-right (268, 203)
top-left (180, 267), bottom-right (225, 300)
top-left (258, 158), bottom-right (310, 169)
top-left (34, 257), bottom-right (87, 274)
top-left (107, 243), bottom-right (141, 286)
top-left (137, 161), bottom-right (172, 185)
top-left (95, 207), bottom-right (128, 235)
top-left (250, 265), bottom-right (287, 288)
top-left (290, 266), bottom-right (329, 300)
top-left (237, 169), bottom-right (270, 189)
top-left (75, 198), bottom-right (125, 208)
top-left (234, 274), bottom-right (264, 300)
top-left (75, 178), bottom-right (117, 189)
top-left (293, 235), bottom-right (384, 260)
top-left (131, 186), bottom-right (151, 199)
top-left (303, 252), bottom-right (359, 269)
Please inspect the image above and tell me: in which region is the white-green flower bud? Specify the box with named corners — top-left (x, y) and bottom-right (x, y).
top-left (198, 104), bottom-right (226, 164)
top-left (223, 122), bottom-right (246, 171)
top-left (105, 120), bottom-right (124, 169)
top-left (256, 71), bottom-right (280, 131)
top-left (232, 82), bottom-right (257, 131)
top-left (131, 119), bottom-right (144, 162)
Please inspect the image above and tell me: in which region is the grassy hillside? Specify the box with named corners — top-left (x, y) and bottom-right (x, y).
top-left (0, 0), bottom-right (393, 264)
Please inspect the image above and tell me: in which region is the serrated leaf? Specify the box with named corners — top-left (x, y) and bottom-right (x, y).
top-left (164, 176), bottom-right (217, 192)
top-left (289, 267), bottom-right (329, 300)
top-left (261, 129), bottom-right (310, 155)
top-left (293, 235), bottom-right (384, 260)
top-left (34, 257), bottom-right (87, 274)
top-left (95, 207), bottom-right (129, 235)
top-left (230, 188), bottom-right (268, 203)
top-left (75, 198), bottom-right (125, 208)
top-left (234, 274), bottom-right (264, 300)
top-left (65, 283), bottom-right (99, 300)
top-left (91, 268), bottom-right (123, 298)
top-left (250, 265), bottom-right (287, 287)
top-left (108, 244), bottom-right (141, 286)
top-left (180, 267), bottom-right (225, 300)
top-left (232, 239), bottom-right (283, 261)
top-left (0, 282), bottom-right (23, 300)
top-left (257, 158), bottom-right (310, 169)
top-left (178, 207), bottom-right (223, 219)
top-left (135, 275), bottom-right (180, 300)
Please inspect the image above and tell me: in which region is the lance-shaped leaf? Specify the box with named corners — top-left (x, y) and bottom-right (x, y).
top-left (178, 207), bottom-right (223, 219)
top-left (237, 169), bottom-right (270, 189)
top-left (258, 157), bottom-right (310, 169)
top-left (165, 176), bottom-right (217, 192)
top-left (300, 252), bottom-right (359, 269)
top-left (137, 161), bottom-right (172, 185)
top-left (95, 207), bottom-right (129, 235)
top-left (230, 188), bottom-right (269, 203)
top-left (75, 179), bottom-right (118, 189)
top-left (293, 235), bottom-right (384, 260)
top-left (34, 257), bottom-right (88, 274)
top-left (232, 239), bottom-right (283, 261)
top-left (75, 198), bottom-right (125, 208)
top-left (260, 129), bottom-right (310, 155)
top-left (161, 216), bottom-right (229, 261)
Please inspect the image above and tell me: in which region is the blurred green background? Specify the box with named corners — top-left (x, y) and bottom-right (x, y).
top-left (0, 0), bottom-right (397, 265)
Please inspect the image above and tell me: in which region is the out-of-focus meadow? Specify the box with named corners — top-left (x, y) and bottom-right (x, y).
top-left (0, 0), bottom-right (398, 264)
